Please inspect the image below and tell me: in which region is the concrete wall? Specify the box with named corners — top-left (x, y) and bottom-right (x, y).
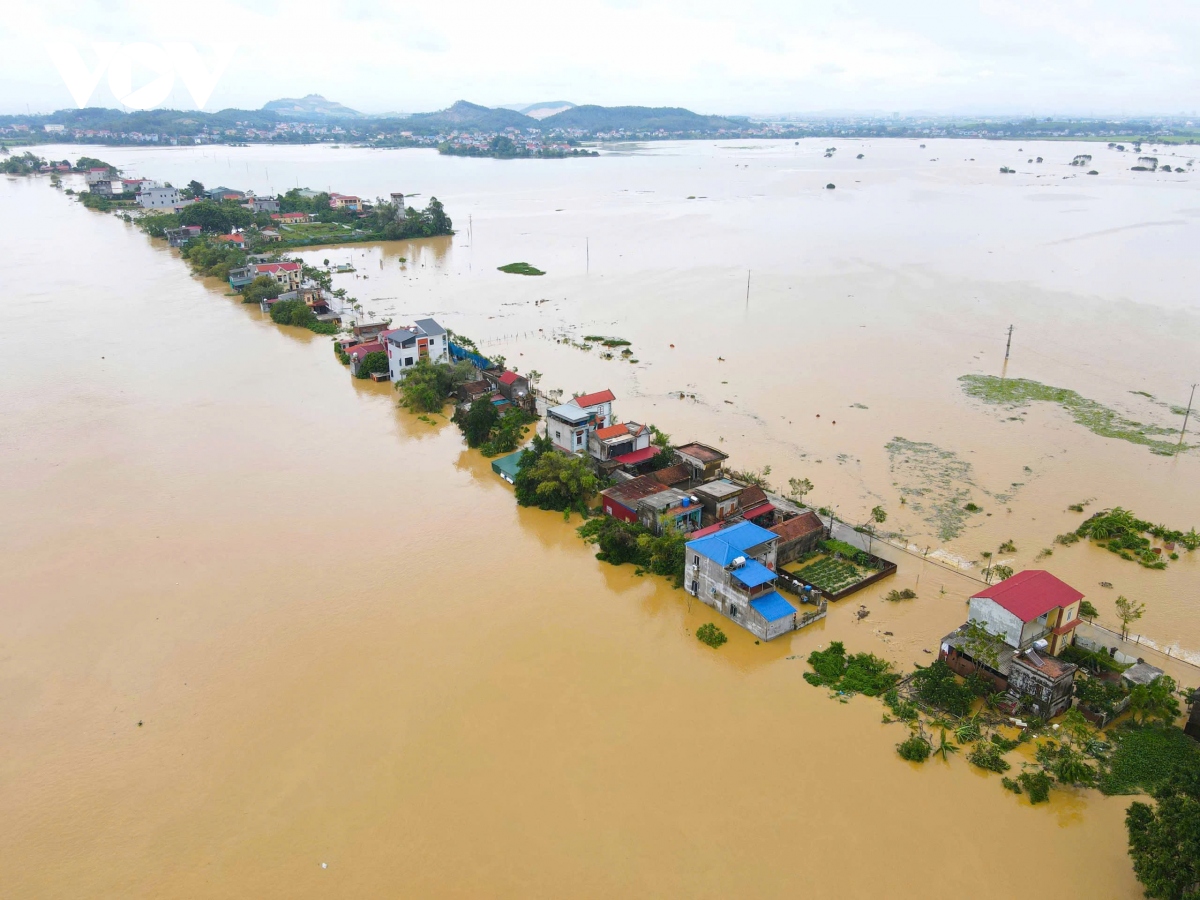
top-left (775, 528), bottom-right (824, 566)
top-left (968, 597), bottom-right (1024, 648)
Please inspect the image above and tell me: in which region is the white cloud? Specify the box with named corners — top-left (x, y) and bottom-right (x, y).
top-left (2, 0), bottom-right (1198, 114)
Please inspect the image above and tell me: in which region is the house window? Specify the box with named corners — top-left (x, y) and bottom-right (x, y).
top-left (405, 357), bottom-right (413, 366)
top-left (691, 580), bottom-right (697, 594)
top-left (693, 555), bottom-right (699, 566)
top-left (555, 430), bottom-right (561, 439)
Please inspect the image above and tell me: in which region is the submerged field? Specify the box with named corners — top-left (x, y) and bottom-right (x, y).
top-left (4, 137), bottom-right (1199, 897)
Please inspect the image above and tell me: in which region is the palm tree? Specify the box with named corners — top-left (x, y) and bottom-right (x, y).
top-left (980, 550), bottom-right (993, 582)
top-left (934, 727), bottom-right (960, 761)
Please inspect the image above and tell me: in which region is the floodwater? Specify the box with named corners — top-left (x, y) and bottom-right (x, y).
top-left (3, 138), bottom-right (1197, 896)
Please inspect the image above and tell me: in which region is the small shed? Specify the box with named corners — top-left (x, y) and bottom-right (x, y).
top-left (491, 449), bottom-right (526, 484)
top-left (1121, 662), bottom-right (1164, 687)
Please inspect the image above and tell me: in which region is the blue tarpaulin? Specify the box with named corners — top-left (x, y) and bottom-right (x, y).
top-left (731, 558), bottom-right (776, 589)
top-left (750, 591), bottom-right (796, 622)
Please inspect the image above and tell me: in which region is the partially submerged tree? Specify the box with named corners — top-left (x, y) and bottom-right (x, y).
top-left (1115, 595), bottom-right (1146, 639)
top-left (1125, 762), bottom-right (1200, 899)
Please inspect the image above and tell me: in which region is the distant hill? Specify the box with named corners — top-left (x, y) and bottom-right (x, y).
top-left (263, 94), bottom-right (362, 119)
top-left (405, 100), bottom-right (534, 132)
top-left (542, 105), bottom-right (744, 132)
top-left (515, 101), bottom-right (577, 120)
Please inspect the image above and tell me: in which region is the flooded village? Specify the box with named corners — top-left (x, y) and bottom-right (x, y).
top-left (3, 137), bottom-right (1200, 898)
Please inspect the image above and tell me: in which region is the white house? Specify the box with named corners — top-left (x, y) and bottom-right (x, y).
top-left (545, 389), bottom-right (616, 455)
top-left (967, 570), bottom-right (1083, 656)
top-left (137, 185), bottom-right (181, 209)
top-left (385, 318), bottom-right (449, 382)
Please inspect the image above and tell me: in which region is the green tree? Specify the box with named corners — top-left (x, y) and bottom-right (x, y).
top-left (1131, 675), bottom-right (1182, 726)
top-left (355, 351), bottom-right (389, 379)
top-left (960, 619), bottom-right (1006, 674)
top-left (399, 358), bottom-right (473, 412)
top-left (788, 477), bottom-right (814, 505)
top-left (514, 435), bottom-right (598, 514)
top-left (457, 397), bottom-right (500, 447)
top-left (871, 505), bottom-right (887, 524)
top-left (1115, 595), bottom-right (1146, 639)
top-left (183, 179), bottom-right (205, 199)
top-left (1126, 762), bottom-right (1200, 899)
top-left (241, 275), bottom-right (282, 305)
top-left (991, 564), bottom-right (1014, 582)
top-left (1079, 600), bottom-right (1099, 620)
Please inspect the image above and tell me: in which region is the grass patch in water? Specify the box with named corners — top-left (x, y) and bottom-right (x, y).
top-left (959, 375), bottom-right (1187, 455)
top-left (804, 641), bottom-right (899, 696)
top-left (1100, 725), bottom-right (1200, 795)
top-left (886, 436), bottom-right (1002, 540)
top-left (695, 622), bottom-right (727, 648)
top-left (498, 262), bottom-right (545, 276)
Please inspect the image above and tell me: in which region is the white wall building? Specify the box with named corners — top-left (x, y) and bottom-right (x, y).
top-left (137, 185), bottom-right (181, 209)
top-left (386, 318), bottom-right (449, 382)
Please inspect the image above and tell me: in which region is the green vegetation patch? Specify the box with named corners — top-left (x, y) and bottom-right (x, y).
top-left (583, 335), bottom-right (631, 347)
top-left (1071, 506), bottom-right (1198, 570)
top-left (897, 734), bottom-right (932, 762)
top-left (804, 642), bottom-right (899, 696)
top-left (959, 375), bottom-right (1188, 456)
top-left (696, 622), bottom-right (727, 648)
top-left (498, 262), bottom-right (545, 276)
top-left (885, 436), bottom-right (1005, 540)
top-left (1101, 725), bottom-right (1200, 795)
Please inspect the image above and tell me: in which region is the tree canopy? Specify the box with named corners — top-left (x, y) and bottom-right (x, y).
top-left (1126, 761), bottom-right (1200, 900)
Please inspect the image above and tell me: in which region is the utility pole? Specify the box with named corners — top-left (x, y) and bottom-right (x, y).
top-left (586, 237), bottom-right (589, 273)
top-left (1004, 324), bottom-right (1014, 361)
top-left (1179, 383), bottom-right (1198, 448)
top-left (745, 270), bottom-right (751, 309)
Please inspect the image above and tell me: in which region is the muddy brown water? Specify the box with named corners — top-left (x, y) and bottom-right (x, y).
top-left (3, 139), bottom-right (1196, 896)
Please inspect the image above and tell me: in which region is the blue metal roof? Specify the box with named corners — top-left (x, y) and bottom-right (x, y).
top-left (732, 558), bottom-right (776, 588)
top-left (686, 520), bottom-right (779, 566)
top-left (750, 591), bottom-right (796, 622)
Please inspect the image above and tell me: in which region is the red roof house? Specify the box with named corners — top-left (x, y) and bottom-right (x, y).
top-left (968, 570), bottom-right (1084, 655)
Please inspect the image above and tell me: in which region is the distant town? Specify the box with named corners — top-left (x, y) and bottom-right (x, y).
top-left (2, 96), bottom-right (1198, 150)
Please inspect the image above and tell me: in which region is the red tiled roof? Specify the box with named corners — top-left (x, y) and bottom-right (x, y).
top-left (595, 423), bottom-right (630, 440)
top-left (1052, 617), bottom-right (1082, 636)
top-left (574, 389), bottom-right (615, 408)
top-left (497, 370), bottom-right (520, 385)
top-left (254, 262), bottom-right (300, 273)
top-left (614, 446), bottom-right (658, 465)
top-left (770, 511), bottom-right (823, 543)
top-left (971, 570), bottom-right (1084, 622)
top-left (675, 442), bottom-right (728, 464)
top-left (217, 233), bottom-right (244, 243)
top-left (691, 523), bottom-right (725, 538)
top-left (652, 463), bottom-right (690, 485)
top-left (741, 503), bottom-right (775, 520)
top-left (739, 485), bottom-right (768, 508)
top-left (601, 474), bottom-right (668, 508)
top-left (348, 341), bottom-right (382, 359)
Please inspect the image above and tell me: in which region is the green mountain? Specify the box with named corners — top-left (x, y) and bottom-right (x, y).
top-left (404, 100), bottom-right (534, 132)
top-left (262, 94), bottom-right (363, 119)
top-left (542, 105), bottom-right (744, 132)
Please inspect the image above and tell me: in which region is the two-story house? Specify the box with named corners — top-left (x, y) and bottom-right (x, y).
top-left (137, 184), bottom-right (181, 209)
top-left (545, 389), bottom-right (615, 455)
top-left (685, 521), bottom-right (798, 641)
top-left (966, 570), bottom-right (1083, 656)
top-left (588, 422), bottom-right (651, 467)
top-left (329, 193), bottom-right (361, 211)
top-left (384, 318), bottom-right (450, 382)
top-left (676, 441), bottom-right (728, 481)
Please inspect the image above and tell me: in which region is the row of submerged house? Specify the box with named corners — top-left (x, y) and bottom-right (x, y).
top-left (494, 380), bottom-right (1175, 724)
top-left (485, 387), bottom-right (832, 642)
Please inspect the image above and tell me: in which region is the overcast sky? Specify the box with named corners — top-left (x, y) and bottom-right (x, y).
top-left (3, 0), bottom-right (1199, 117)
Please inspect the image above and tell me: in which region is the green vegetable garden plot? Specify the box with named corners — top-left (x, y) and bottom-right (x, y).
top-left (792, 556), bottom-right (865, 593)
